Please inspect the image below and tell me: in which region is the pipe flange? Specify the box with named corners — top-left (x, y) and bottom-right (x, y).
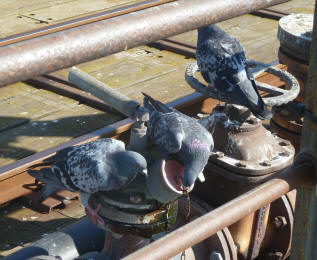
top-left (185, 60), bottom-right (300, 107)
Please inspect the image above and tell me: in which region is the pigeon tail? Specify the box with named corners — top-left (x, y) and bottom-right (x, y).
top-left (28, 168), bottom-right (62, 188)
top-left (142, 92), bottom-right (172, 113)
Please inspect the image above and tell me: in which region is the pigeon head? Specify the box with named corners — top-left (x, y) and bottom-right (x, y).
top-left (182, 144), bottom-right (211, 189)
top-left (183, 160), bottom-right (205, 189)
top-left (115, 150), bottom-right (148, 179)
top-left (198, 24), bottom-right (225, 43)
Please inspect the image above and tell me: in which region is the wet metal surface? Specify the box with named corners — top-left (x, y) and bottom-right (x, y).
top-left (0, 0), bottom-right (288, 87)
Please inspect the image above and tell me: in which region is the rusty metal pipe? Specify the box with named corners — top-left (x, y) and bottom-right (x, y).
top-left (123, 155), bottom-right (314, 260)
top-left (0, 0), bottom-right (288, 87)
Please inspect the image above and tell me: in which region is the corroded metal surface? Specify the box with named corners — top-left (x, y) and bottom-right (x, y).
top-left (278, 48), bottom-right (308, 102)
top-left (122, 155), bottom-right (314, 260)
top-left (0, 0), bottom-right (289, 87)
top-left (278, 13), bottom-right (313, 62)
top-left (99, 196), bottom-right (237, 259)
top-left (200, 105), bottom-right (295, 178)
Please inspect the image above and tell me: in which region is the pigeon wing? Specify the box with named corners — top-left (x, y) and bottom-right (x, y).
top-left (149, 112), bottom-right (184, 154)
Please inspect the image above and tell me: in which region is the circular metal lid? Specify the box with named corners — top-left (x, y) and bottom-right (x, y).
top-left (278, 13), bottom-right (313, 62)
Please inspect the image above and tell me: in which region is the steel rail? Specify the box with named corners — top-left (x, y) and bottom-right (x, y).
top-left (0, 0), bottom-right (176, 47)
top-left (251, 8), bottom-right (289, 20)
top-left (0, 0), bottom-right (289, 87)
top-left (123, 156), bottom-right (314, 260)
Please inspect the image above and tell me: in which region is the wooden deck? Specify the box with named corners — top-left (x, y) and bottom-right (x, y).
top-left (0, 0), bottom-right (315, 257)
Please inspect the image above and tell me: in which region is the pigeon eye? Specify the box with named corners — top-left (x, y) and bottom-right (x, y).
top-left (136, 165), bottom-right (140, 168)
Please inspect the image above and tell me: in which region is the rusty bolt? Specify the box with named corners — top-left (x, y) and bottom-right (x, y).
top-left (279, 151), bottom-right (290, 157)
top-left (266, 251), bottom-right (283, 260)
top-left (235, 162), bottom-right (246, 168)
top-left (260, 160), bottom-right (272, 167)
top-left (279, 140), bottom-right (291, 146)
top-left (274, 216), bottom-right (287, 228)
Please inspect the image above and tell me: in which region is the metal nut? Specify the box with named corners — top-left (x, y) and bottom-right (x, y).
top-left (279, 151), bottom-right (290, 157)
top-left (273, 216), bottom-right (287, 228)
top-left (235, 162), bottom-right (246, 168)
top-left (278, 140), bottom-right (291, 146)
top-left (260, 160), bottom-right (272, 167)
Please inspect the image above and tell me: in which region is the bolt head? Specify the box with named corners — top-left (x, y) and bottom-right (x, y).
top-left (274, 216), bottom-right (287, 228)
top-left (260, 160), bottom-right (272, 167)
top-left (235, 162), bottom-right (246, 168)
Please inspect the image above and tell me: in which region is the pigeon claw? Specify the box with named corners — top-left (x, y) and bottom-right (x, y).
top-left (87, 204), bottom-right (105, 225)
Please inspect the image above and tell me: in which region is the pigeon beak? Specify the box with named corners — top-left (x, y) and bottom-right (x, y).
top-left (140, 169), bottom-right (148, 177)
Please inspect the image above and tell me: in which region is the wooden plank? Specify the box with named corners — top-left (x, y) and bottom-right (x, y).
top-left (268, 0), bottom-right (315, 14)
top-left (0, 0), bottom-right (146, 38)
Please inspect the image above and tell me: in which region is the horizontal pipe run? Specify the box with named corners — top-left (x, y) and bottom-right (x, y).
top-left (123, 157), bottom-right (314, 260)
top-left (0, 0), bottom-right (288, 87)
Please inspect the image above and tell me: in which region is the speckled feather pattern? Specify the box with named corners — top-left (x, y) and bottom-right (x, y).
top-left (196, 25), bottom-right (272, 120)
top-left (35, 138), bottom-right (145, 195)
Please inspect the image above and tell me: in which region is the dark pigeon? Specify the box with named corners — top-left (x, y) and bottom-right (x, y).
top-left (196, 24), bottom-right (272, 120)
top-left (142, 92), bottom-right (214, 189)
top-left (28, 138), bottom-right (147, 224)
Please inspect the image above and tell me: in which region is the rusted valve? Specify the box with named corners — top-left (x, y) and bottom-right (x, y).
top-left (186, 58), bottom-right (299, 259)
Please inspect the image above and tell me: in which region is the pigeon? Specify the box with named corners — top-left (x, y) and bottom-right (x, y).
top-left (196, 24), bottom-right (272, 120)
top-left (142, 92), bottom-right (214, 189)
top-left (28, 138), bottom-right (147, 224)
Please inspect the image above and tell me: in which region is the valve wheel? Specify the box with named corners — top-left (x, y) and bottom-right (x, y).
top-left (185, 60), bottom-right (300, 107)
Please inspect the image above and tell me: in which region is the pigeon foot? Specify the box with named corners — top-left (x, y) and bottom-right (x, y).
top-left (87, 204), bottom-right (105, 225)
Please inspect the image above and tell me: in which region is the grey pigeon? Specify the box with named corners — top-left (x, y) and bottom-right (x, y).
top-left (196, 24), bottom-right (272, 120)
top-left (142, 92), bottom-right (214, 189)
top-left (28, 138), bottom-right (147, 224)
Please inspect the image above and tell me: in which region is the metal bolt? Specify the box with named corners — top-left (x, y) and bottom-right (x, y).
top-left (279, 151), bottom-right (290, 157)
top-left (279, 140), bottom-right (291, 146)
top-left (266, 251), bottom-right (283, 260)
top-left (260, 160), bottom-right (272, 167)
top-left (274, 216), bottom-right (287, 228)
top-left (210, 251), bottom-right (223, 260)
top-left (235, 162), bottom-right (246, 168)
